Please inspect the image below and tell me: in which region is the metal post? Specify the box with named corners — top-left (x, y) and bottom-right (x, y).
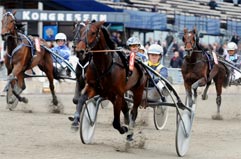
top-left (0, 6), bottom-right (4, 59)
top-left (38, 2), bottom-right (43, 38)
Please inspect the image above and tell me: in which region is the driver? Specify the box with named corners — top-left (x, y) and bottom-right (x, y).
top-left (144, 44), bottom-right (169, 101)
top-left (225, 42), bottom-right (241, 84)
top-left (51, 33), bottom-right (71, 76)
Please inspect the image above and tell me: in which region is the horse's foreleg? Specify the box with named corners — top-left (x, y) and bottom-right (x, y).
top-left (12, 73), bottom-right (28, 103)
top-left (112, 96), bottom-right (128, 134)
top-left (73, 76), bottom-right (85, 104)
top-left (202, 82), bottom-right (211, 100)
top-left (71, 93), bottom-right (88, 130)
top-left (185, 89), bottom-right (193, 108)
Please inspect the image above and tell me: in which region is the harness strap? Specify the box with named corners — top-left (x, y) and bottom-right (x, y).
top-left (9, 33), bottom-right (35, 65)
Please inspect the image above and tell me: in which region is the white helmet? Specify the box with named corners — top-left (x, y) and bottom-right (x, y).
top-left (55, 33), bottom-right (67, 41)
top-left (126, 37), bottom-right (141, 46)
top-left (148, 44), bottom-right (163, 55)
top-left (227, 42), bottom-right (238, 51)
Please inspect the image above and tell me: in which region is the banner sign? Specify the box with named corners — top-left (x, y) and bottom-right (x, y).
top-left (14, 9), bottom-right (130, 23)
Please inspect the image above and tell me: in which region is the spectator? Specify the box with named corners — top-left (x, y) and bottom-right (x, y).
top-left (165, 32), bottom-right (174, 48)
top-left (208, 0), bottom-right (218, 10)
top-left (170, 51), bottom-right (183, 68)
top-left (231, 34), bottom-right (240, 45)
top-left (233, 0), bottom-right (241, 6)
top-left (178, 45), bottom-right (185, 59)
top-left (151, 5), bottom-right (158, 12)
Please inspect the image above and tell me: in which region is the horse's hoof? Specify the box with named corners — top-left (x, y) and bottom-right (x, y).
top-left (127, 134), bottom-right (134, 141)
top-left (53, 100), bottom-right (58, 106)
top-left (22, 97), bottom-right (28, 103)
top-left (71, 122), bottom-right (79, 132)
top-left (72, 98), bottom-right (78, 105)
top-left (8, 98), bottom-right (14, 104)
top-left (212, 114), bottom-right (223, 120)
top-left (68, 117), bottom-right (74, 121)
top-left (119, 126), bottom-right (128, 134)
top-left (202, 94), bottom-right (208, 100)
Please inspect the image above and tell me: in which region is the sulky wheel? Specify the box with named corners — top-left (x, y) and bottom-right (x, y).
top-left (175, 94), bottom-right (196, 157)
top-left (153, 105), bottom-right (168, 130)
top-left (6, 86), bottom-right (19, 111)
top-left (175, 110), bottom-right (192, 157)
top-left (79, 98), bottom-right (99, 144)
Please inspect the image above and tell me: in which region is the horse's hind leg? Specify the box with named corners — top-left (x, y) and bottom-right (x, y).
top-left (212, 79), bottom-right (223, 120)
top-left (45, 68), bottom-right (58, 106)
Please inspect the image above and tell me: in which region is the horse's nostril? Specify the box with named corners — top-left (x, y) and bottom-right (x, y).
top-left (79, 50), bottom-right (85, 54)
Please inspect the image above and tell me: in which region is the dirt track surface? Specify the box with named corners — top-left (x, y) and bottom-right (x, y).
top-left (0, 90), bottom-right (241, 159)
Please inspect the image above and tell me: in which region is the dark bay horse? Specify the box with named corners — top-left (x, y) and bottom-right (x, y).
top-left (1, 11), bottom-right (58, 106)
top-left (182, 27), bottom-right (228, 120)
top-left (71, 21), bottom-right (147, 140)
top-left (72, 21), bottom-right (91, 104)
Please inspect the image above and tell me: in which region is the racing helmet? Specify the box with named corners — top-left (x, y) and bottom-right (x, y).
top-left (126, 37), bottom-right (141, 46)
top-left (148, 44), bottom-right (163, 55)
top-left (227, 42), bottom-right (238, 51)
top-left (55, 33), bottom-right (67, 41)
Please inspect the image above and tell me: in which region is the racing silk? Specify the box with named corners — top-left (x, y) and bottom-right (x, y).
top-left (51, 45), bottom-right (71, 63)
top-left (147, 61), bottom-right (168, 78)
top-left (225, 53), bottom-right (241, 68)
top-left (146, 61), bottom-right (168, 87)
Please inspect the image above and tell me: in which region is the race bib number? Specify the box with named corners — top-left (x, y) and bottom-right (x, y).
top-left (35, 38), bottom-right (41, 52)
top-left (129, 52), bottom-right (135, 71)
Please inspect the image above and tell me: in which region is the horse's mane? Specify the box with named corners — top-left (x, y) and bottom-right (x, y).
top-left (101, 26), bottom-right (116, 50)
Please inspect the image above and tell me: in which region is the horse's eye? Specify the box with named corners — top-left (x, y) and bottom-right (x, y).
top-left (91, 32), bottom-right (96, 36)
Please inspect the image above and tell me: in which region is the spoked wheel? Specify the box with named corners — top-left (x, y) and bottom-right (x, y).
top-left (79, 98), bottom-right (99, 144)
top-left (175, 96), bottom-right (195, 157)
top-left (153, 105), bottom-right (168, 130)
top-left (6, 86), bottom-right (19, 111)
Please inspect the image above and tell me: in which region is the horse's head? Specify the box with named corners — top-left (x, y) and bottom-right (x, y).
top-left (75, 20), bottom-right (105, 54)
top-left (1, 10), bottom-right (17, 41)
top-left (72, 21), bottom-right (85, 53)
top-left (183, 27), bottom-right (199, 56)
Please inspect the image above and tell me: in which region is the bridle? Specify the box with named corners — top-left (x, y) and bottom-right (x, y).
top-left (183, 32), bottom-right (199, 56)
top-left (1, 12), bottom-right (17, 40)
top-left (78, 22), bottom-right (101, 53)
top-left (72, 22), bottom-right (84, 51)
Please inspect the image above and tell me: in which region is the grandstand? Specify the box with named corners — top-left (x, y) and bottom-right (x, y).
top-left (97, 0), bottom-right (241, 30)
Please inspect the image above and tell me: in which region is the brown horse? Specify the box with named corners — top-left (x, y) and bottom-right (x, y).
top-left (1, 11), bottom-right (58, 106)
top-left (71, 20), bottom-right (147, 140)
top-left (182, 27), bottom-right (228, 120)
